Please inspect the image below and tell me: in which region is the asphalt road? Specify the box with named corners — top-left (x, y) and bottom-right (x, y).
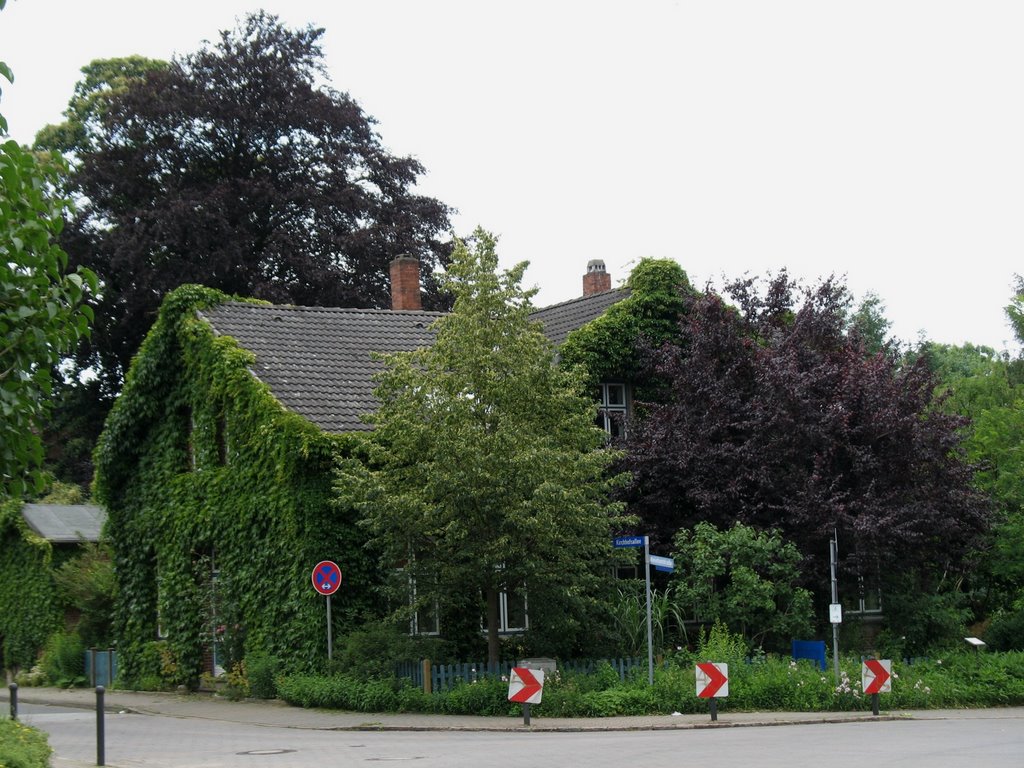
top-left (17, 704), bottom-right (1024, 768)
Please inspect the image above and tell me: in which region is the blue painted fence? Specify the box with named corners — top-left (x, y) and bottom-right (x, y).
top-left (395, 657), bottom-right (647, 692)
top-left (84, 649), bottom-right (118, 687)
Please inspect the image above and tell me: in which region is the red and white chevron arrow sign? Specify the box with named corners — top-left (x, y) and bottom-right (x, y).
top-left (508, 667), bottom-right (545, 704)
top-left (862, 659), bottom-right (892, 694)
top-left (696, 662), bottom-right (729, 698)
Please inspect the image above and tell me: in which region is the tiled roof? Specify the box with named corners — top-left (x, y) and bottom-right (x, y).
top-left (200, 289), bottom-right (626, 435)
top-left (530, 288), bottom-right (628, 347)
top-left (201, 303), bottom-right (442, 433)
top-left (21, 504), bottom-right (105, 543)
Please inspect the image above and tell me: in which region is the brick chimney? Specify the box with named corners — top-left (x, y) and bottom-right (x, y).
top-left (582, 259), bottom-right (611, 296)
top-left (389, 256), bottom-right (422, 311)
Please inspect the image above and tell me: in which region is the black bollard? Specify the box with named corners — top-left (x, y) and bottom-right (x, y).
top-left (8, 682), bottom-right (17, 721)
top-left (96, 685), bottom-right (105, 766)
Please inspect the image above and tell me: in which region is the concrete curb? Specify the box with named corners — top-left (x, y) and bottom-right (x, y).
top-left (4, 687), bottom-right (1021, 733)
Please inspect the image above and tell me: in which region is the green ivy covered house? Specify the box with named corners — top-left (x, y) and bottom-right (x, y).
top-left (94, 258), bottom-right (628, 685)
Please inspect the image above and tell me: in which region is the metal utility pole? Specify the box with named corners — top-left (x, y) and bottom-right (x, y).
top-left (830, 533), bottom-right (841, 685)
top-left (645, 535), bottom-right (654, 686)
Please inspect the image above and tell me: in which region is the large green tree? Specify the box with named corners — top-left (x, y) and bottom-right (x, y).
top-left (341, 230), bottom-right (630, 663)
top-left (33, 56), bottom-right (168, 163)
top-left (1007, 275), bottom-right (1024, 347)
top-left (46, 12), bottom-right (453, 486)
top-left (922, 331), bottom-right (1024, 619)
top-left (0, 29), bottom-right (97, 498)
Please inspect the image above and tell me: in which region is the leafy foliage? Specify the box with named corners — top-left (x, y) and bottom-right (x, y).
top-left (0, 718), bottom-right (53, 768)
top-left (847, 291), bottom-right (894, 355)
top-left (244, 652), bottom-right (281, 699)
top-left (623, 273), bottom-right (989, 600)
top-left (559, 258), bottom-right (693, 390)
top-left (39, 629), bottom-right (86, 688)
top-left (56, 541), bottom-right (116, 647)
top-left (277, 651), bottom-right (1024, 715)
top-left (342, 230), bottom-right (631, 663)
top-left (94, 284), bottom-right (380, 686)
top-left (49, 13), bottom-right (453, 487)
top-left (984, 604), bottom-right (1024, 651)
top-left (922, 341), bottom-right (1024, 617)
top-left (1007, 274), bottom-right (1024, 346)
top-left (33, 56), bottom-right (168, 161)
top-left (672, 523), bottom-right (814, 652)
top-left (0, 500), bottom-right (61, 671)
top-left (608, 584), bottom-right (682, 657)
top-left (1, 58), bottom-right (97, 497)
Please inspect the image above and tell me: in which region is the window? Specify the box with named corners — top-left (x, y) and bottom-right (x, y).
top-left (499, 584), bottom-right (528, 633)
top-left (179, 406), bottom-right (196, 471)
top-left (842, 574), bottom-right (882, 615)
top-left (215, 412), bottom-right (229, 466)
top-left (595, 383), bottom-right (628, 439)
top-left (408, 575), bottom-right (440, 636)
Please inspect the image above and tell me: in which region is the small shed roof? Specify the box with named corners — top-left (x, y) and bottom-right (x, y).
top-left (21, 504), bottom-right (105, 543)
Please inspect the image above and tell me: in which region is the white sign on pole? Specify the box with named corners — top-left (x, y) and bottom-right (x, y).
top-left (829, 603), bottom-right (843, 624)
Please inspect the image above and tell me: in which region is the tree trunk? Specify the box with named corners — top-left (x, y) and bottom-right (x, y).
top-left (486, 587), bottom-right (501, 665)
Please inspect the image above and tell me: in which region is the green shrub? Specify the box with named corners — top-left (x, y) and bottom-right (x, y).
top-left (245, 653), bottom-right (280, 699)
top-left (0, 718), bottom-right (53, 768)
top-left (13, 665), bottom-right (47, 688)
top-left (39, 630), bottom-right (86, 687)
top-left (56, 542), bottom-right (116, 648)
top-left (125, 640), bottom-right (191, 690)
top-left (696, 621), bottom-right (749, 664)
top-left (880, 586), bottom-right (971, 656)
top-left (331, 622), bottom-right (453, 678)
top-left (224, 661), bottom-right (249, 701)
top-left (439, 678), bottom-right (509, 716)
top-left (984, 607), bottom-right (1024, 651)
top-left (274, 651), bottom-right (1024, 717)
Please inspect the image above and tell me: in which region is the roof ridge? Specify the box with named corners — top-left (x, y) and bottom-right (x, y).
top-left (532, 286), bottom-right (629, 313)
top-left (212, 301), bottom-right (445, 317)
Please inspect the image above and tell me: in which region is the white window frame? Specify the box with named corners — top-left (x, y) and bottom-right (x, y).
top-left (596, 382), bottom-right (628, 439)
top-left (843, 574), bottom-right (883, 615)
top-left (499, 585), bottom-right (528, 634)
top-left (408, 575), bottom-right (440, 636)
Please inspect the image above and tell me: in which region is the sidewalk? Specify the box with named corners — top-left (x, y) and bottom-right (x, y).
top-left (6, 686), bottom-right (1022, 732)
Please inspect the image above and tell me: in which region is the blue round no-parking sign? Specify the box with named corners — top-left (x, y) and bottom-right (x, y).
top-left (311, 560), bottom-right (342, 595)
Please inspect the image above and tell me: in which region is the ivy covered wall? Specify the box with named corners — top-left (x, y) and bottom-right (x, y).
top-left (0, 500), bottom-right (61, 671)
top-left (559, 258), bottom-right (694, 389)
top-left (94, 285), bottom-right (379, 685)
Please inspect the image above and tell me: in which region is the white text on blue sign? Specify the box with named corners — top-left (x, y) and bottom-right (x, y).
top-left (613, 536), bottom-right (645, 548)
top-left (649, 555), bottom-right (675, 572)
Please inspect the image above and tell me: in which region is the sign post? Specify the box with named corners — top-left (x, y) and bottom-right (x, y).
top-left (696, 662), bottom-right (729, 722)
top-left (508, 667), bottom-right (545, 726)
top-left (644, 536), bottom-right (653, 686)
top-left (829, 532), bottom-right (841, 685)
top-left (614, 535), bottom-right (675, 686)
top-left (613, 535), bottom-right (653, 684)
top-left (311, 561), bottom-right (342, 661)
top-left (862, 659), bottom-right (892, 716)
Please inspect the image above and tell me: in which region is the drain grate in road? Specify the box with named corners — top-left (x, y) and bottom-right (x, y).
top-left (237, 749), bottom-right (297, 756)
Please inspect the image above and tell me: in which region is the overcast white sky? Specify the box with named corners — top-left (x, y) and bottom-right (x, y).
top-left (1, 1), bottom-right (1021, 352)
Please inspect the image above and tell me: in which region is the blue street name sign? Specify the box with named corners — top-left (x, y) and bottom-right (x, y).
top-left (613, 535), bottom-right (645, 548)
top-left (649, 555), bottom-right (675, 573)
